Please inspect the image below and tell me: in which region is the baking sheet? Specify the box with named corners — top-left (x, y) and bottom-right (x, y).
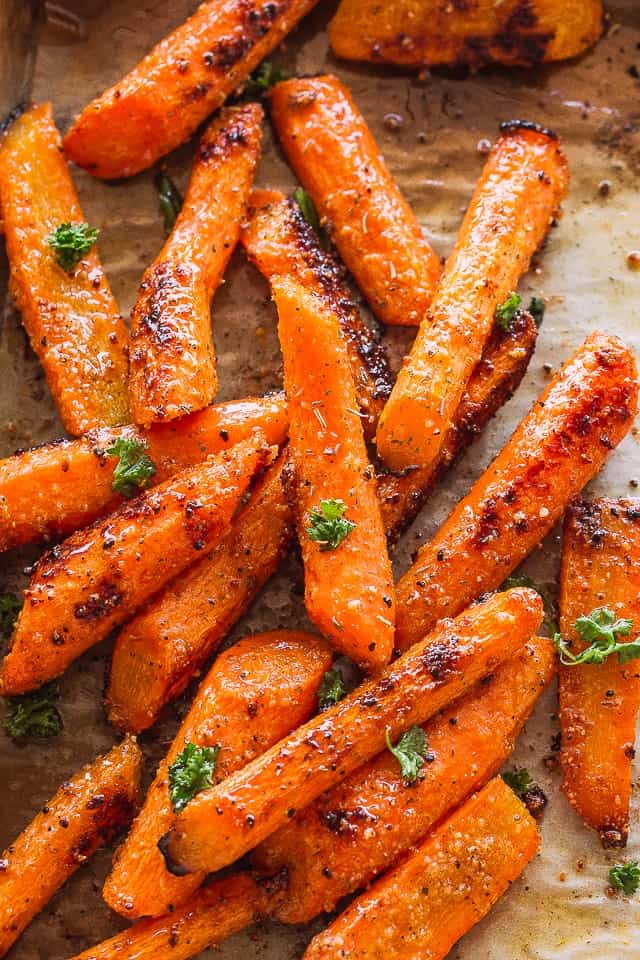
top-left (1, 1), bottom-right (640, 957)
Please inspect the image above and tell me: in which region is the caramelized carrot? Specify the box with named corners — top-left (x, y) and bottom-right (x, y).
top-left (275, 276), bottom-right (395, 671)
top-left (559, 498), bottom-right (640, 847)
top-left (376, 122), bottom-right (568, 472)
top-left (0, 435), bottom-right (272, 695)
top-left (0, 736), bottom-right (141, 957)
top-left (0, 103), bottom-right (129, 435)
top-left (104, 630), bottom-right (331, 918)
top-left (396, 332), bottom-right (639, 652)
top-left (0, 394), bottom-right (287, 553)
top-left (128, 105), bottom-right (263, 426)
top-left (62, 0), bottom-right (320, 180)
top-left (161, 587), bottom-right (543, 875)
top-left (269, 76), bottom-right (442, 327)
top-left (303, 777), bottom-right (540, 960)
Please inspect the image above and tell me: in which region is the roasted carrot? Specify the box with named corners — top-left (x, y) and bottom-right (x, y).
top-left (128, 105), bottom-right (263, 427)
top-left (104, 630), bottom-right (331, 918)
top-left (161, 587), bottom-right (543, 875)
top-left (0, 103), bottom-right (129, 435)
top-left (62, 0), bottom-right (320, 180)
top-left (396, 331), bottom-right (639, 652)
top-left (275, 276), bottom-right (395, 672)
top-left (329, 0), bottom-right (604, 69)
top-left (303, 777), bottom-right (540, 960)
top-left (240, 188), bottom-right (392, 438)
top-left (559, 498), bottom-right (640, 848)
top-left (376, 122), bottom-right (569, 472)
top-left (0, 736), bottom-right (141, 957)
top-left (105, 453), bottom-right (293, 733)
top-left (0, 394), bottom-right (287, 553)
top-left (69, 874), bottom-right (264, 960)
top-left (269, 76), bottom-right (442, 327)
top-left (0, 434), bottom-right (272, 695)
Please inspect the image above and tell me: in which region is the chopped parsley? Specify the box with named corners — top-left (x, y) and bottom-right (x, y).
top-left (502, 767), bottom-right (534, 795)
top-left (495, 291), bottom-right (522, 330)
top-left (48, 222), bottom-right (99, 272)
top-left (155, 172), bottom-right (183, 233)
top-left (294, 187), bottom-right (321, 235)
top-left (244, 60), bottom-right (287, 98)
top-left (318, 667), bottom-right (346, 710)
top-left (502, 573), bottom-right (558, 634)
top-left (385, 725), bottom-right (430, 784)
top-left (0, 593), bottom-right (22, 641)
top-left (106, 437), bottom-right (157, 499)
top-left (307, 499), bottom-right (355, 551)
top-left (528, 295), bottom-right (546, 327)
top-left (2, 683), bottom-right (62, 740)
top-left (168, 742), bottom-right (219, 813)
top-left (554, 607), bottom-right (639, 666)
top-left (609, 861), bottom-right (640, 896)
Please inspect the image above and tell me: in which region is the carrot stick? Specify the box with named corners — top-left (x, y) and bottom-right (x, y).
top-left (269, 75), bottom-right (442, 327)
top-left (62, 0), bottom-right (320, 180)
top-left (0, 736), bottom-right (141, 958)
top-left (0, 394), bottom-right (287, 553)
top-left (559, 497), bottom-right (640, 848)
top-left (128, 105), bottom-right (263, 427)
top-left (275, 276), bottom-right (395, 672)
top-left (396, 331), bottom-right (639, 652)
top-left (240, 188), bottom-right (392, 438)
top-left (303, 777), bottom-right (540, 960)
top-left (376, 121), bottom-right (569, 472)
top-left (0, 103), bottom-right (129, 435)
top-left (105, 453), bottom-right (293, 733)
top-left (104, 630), bottom-right (332, 918)
top-left (161, 587), bottom-right (543, 876)
top-left (0, 434), bottom-right (273, 695)
top-left (253, 635), bottom-right (554, 922)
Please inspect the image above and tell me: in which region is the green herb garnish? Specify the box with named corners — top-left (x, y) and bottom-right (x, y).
top-left (0, 593), bottom-right (22, 641)
top-left (155, 172), bottom-right (183, 233)
top-left (502, 767), bottom-right (534, 796)
top-left (294, 187), bottom-right (321, 235)
top-left (48, 222), bottom-right (99, 272)
top-left (307, 499), bottom-right (355, 551)
top-left (385, 725), bottom-right (430, 784)
top-left (495, 291), bottom-right (522, 330)
top-left (318, 667), bottom-right (347, 710)
top-left (244, 60), bottom-right (287, 98)
top-left (609, 861), bottom-right (640, 896)
top-left (168, 742), bottom-right (219, 813)
top-left (106, 437), bottom-right (157, 499)
top-left (2, 683), bottom-right (62, 740)
top-left (528, 295), bottom-right (546, 327)
top-left (502, 573), bottom-right (557, 634)
top-left (554, 607), bottom-right (638, 666)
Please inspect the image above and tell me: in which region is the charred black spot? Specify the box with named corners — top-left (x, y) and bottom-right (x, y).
top-left (568, 497), bottom-right (607, 547)
top-left (198, 119), bottom-right (249, 162)
top-left (74, 580), bottom-right (123, 621)
top-left (521, 784), bottom-right (548, 819)
top-left (321, 805), bottom-right (377, 837)
top-left (183, 82), bottom-right (211, 103)
top-left (504, 0), bottom-right (538, 31)
top-left (92, 790), bottom-right (137, 845)
top-left (202, 1), bottom-right (288, 72)
top-left (158, 832), bottom-right (192, 876)
top-left (499, 119), bottom-right (558, 141)
top-left (423, 641), bottom-right (459, 681)
top-left (599, 826), bottom-right (628, 849)
top-left (473, 497), bottom-right (500, 546)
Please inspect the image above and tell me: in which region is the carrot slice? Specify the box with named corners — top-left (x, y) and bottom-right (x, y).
top-left (376, 121), bottom-right (568, 472)
top-left (559, 497), bottom-right (640, 848)
top-left (396, 331), bottom-right (639, 652)
top-left (240, 188), bottom-right (392, 438)
top-left (128, 105), bottom-right (263, 426)
top-left (0, 434), bottom-right (272, 694)
top-left (275, 276), bottom-right (395, 671)
top-left (161, 587), bottom-right (543, 876)
top-left (104, 630), bottom-right (331, 918)
top-left (269, 75), bottom-right (442, 327)
top-left (0, 103), bottom-right (129, 435)
top-left (0, 394), bottom-right (287, 553)
top-left (0, 736), bottom-right (141, 957)
top-left (303, 777), bottom-right (540, 960)
top-left (62, 0), bottom-right (320, 180)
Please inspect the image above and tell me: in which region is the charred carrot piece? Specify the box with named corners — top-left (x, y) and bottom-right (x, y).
top-left (0, 103), bottom-right (129, 435)
top-left (161, 587), bottom-right (543, 875)
top-left (104, 630), bottom-right (331, 918)
top-left (128, 105), bottom-right (263, 427)
top-left (396, 332), bottom-right (639, 652)
top-left (0, 736), bottom-right (141, 958)
top-left (303, 777), bottom-right (540, 960)
top-left (0, 394), bottom-right (287, 553)
top-left (270, 76), bottom-right (442, 327)
top-left (62, 0), bottom-right (320, 180)
top-left (329, 0), bottom-right (604, 69)
top-left (376, 122), bottom-right (569, 473)
top-left (240, 188), bottom-right (392, 438)
top-left (106, 454), bottom-right (293, 733)
top-left (559, 498), bottom-right (640, 848)
top-left (0, 434), bottom-right (272, 695)
top-left (275, 276), bottom-right (395, 671)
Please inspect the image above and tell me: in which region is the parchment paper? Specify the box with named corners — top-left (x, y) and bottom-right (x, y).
top-left (1, 2), bottom-right (639, 957)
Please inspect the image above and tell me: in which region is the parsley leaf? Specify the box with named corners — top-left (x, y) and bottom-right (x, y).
top-left (502, 767), bottom-right (533, 795)
top-left (528, 295), bottom-right (546, 327)
top-left (168, 742), bottom-right (219, 813)
top-left (502, 573), bottom-right (557, 634)
top-left (244, 60), bottom-right (287, 98)
top-left (609, 861), bottom-right (640, 896)
top-left (307, 499), bottom-right (355, 551)
top-left (48, 222), bottom-right (99, 272)
top-left (495, 291), bottom-right (522, 330)
top-left (385, 725), bottom-right (430, 784)
top-left (0, 593), bottom-right (22, 641)
top-left (106, 437), bottom-right (157, 499)
top-left (294, 187), bottom-right (321, 235)
top-left (318, 667), bottom-right (346, 710)
top-left (2, 682), bottom-right (62, 740)
top-left (155, 172), bottom-right (183, 233)
top-left (554, 607), bottom-right (638, 667)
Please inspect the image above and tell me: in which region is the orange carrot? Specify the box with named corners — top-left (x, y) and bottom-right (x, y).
top-left (0, 103), bottom-right (129, 435)
top-left (376, 121), bottom-right (568, 472)
top-left (161, 587), bottom-right (543, 876)
top-left (0, 736), bottom-right (141, 957)
top-left (269, 75), bottom-right (442, 327)
top-left (303, 777), bottom-right (540, 960)
top-left (559, 497), bottom-right (640, 847)
top-left (62, 0), bottom-right (320, 180)
top-left (128, 105), bottom-right (263, 426)
top-left (275, 276), bottom-right (395, 671)
top-left (0, 434), bottom-right (272, 695)
top-left (395, 332), bottom-right (639, 652)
